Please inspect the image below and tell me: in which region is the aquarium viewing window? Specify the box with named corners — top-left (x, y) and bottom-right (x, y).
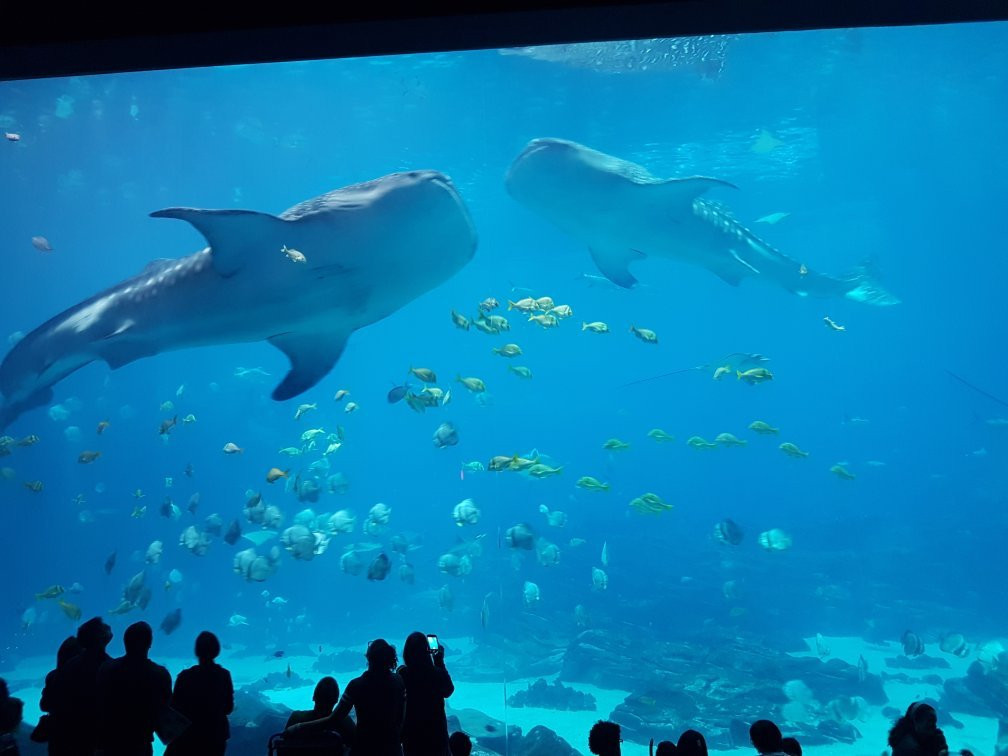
top-left (1, 3), bottom-right (1007, 756)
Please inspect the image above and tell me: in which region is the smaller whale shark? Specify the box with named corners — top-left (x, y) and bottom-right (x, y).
top-left (0, 170), bottom-right (477, 429)
top-left (505, 138), bottom-right (899, 305)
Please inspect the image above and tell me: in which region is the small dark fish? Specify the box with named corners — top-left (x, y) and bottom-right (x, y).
top-left (31, 236), bottom-right (53, 252)
top-left (387, 384), bottom-right (410, 404)
top-left (160, 497), bottom-right (173, 518)
top-left (433, 421), bottom-right (459, 448)
top-left (18, 435), bottom-right (40, 446)
top-left (160, 608), bottom-right (182, 635)
top-left (187, 493), bottom-right (200, 515)
top-left (184, 463), bottom-right (194, 478)
top-left (714, 518), bottom-right (744, 546)
top-left (104, 551), bottom-right (117, 575)
top-left (367, 552), bottom-right (391, 581)
top-left (203, 514), bottom-right (223, 537)
top-left (901, 630), bottom-right (924, 657)
top-left (505, 523), bottom-right (536, 550)
top-left (390, 534), bottom-right (409, 555)
top-left (23, 480), bottom-right (44, 492)
top-left (273, 650), bottom-right (285, 658)
top-left (286, 663), bottom-right (292, 679)
top-left (159, 416), bottom-right (177, 435)
top-left (136, 587), bottom-right (153, 610)
top-left (223, 519), bottom-right (242, 546)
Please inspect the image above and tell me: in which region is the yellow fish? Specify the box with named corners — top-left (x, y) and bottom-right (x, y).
top-left (266, 468), bottom-right (290, 483)
top-left (629, 325), bottom-right (658, 344)
top-left (830, 464), bottom-right (856, 480)
top-left (58, 600), bottom-right (82, 621)
top-left (456, 375), bottom-right (486, 393)
top-left (779, 442), bottom-right (809, 458)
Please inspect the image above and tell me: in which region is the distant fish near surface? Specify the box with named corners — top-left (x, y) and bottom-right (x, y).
top-left (31, 236), bottom-right (53, 252)
top-left (499, 36), bottom-right (732, 77)
top-left (0, 171), bottom-right (477, 430)
top-left (505, 138), bottom-right (898, 304)
top-left (755, 211), bottom-right (790, 224)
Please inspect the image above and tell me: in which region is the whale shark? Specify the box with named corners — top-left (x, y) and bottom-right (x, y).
top-left (505, 137), bottom-right (899, 305)
top-left (0, 170), bottom-right (477, 429)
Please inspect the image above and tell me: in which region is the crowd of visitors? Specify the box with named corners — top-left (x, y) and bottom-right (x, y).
top-left (0, 616), bottom-right (980, 756)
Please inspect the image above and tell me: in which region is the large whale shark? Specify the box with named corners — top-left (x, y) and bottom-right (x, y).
top-left (0, 170), bottom-right (477, 429)
top-left (505, 137), bottom-right (899, 305)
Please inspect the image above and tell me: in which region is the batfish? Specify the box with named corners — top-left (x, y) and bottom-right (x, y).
top-left (505, 138), bottom-right (898, 305)
top-left (0, 170), bottom-right (477, 429)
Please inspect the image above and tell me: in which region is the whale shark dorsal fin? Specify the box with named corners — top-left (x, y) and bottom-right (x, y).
top-left (650, 176), bottom-right (737, 203)
top-left (268, 330), bottom-right (350, 401)
top-left (150, 208), bottom-right (289, 277)
top-left (589, 246), bottom-right (645, 288)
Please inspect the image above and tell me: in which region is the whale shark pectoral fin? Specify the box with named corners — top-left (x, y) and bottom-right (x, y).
top-left (652, 176), bottom-right (738, 203)
top-left (268, 330), bottom-right (350, 401)
top-left (589, 246), bottom-right (645, 288)
top-left (150, 208), bottom-right (289, 277)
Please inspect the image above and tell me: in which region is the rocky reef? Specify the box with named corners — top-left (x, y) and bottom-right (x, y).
top-left (508, 678), bottom-right (597, 711)
top-left (448, 709), bottom-right (582, 755)
top-left (560, 629), bottom-right (886, 749)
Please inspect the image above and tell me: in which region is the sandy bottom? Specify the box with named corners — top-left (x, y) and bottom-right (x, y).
top-left (2, 634), bottom-right (999, 755)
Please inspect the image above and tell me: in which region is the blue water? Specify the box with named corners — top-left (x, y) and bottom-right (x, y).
top-left (1, 19), bottom-right (1006, 735)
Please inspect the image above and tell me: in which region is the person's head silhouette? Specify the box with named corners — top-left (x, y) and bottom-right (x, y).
top-left (403, 631), bottom-right (435, 668)
top-left (365, 639), bottom-right (397, 671)
top-left (749, 720), bottom-right (783, 754)
top-left (588, 720), bottom-right (621, 755)
top-left (780, 736), bottom-right (802, 756)
top-left (77, 617), bottom-right (112, 651)
top-left (449, 731), bottom-right (472, 756)
top-left (313, 676), bottom-right (339, 712)
top-left (194, 631), bottom-right (220, 663)
top-left (678, 729), bottom-right (708, 756)
top-left (123, 621), bottom-right (153, 657)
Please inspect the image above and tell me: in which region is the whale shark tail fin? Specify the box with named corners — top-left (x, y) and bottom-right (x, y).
top-left (842, 260), bottom-right (901, 306)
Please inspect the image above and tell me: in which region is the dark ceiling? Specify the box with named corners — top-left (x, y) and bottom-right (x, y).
top-left (1, 0), bottom-right (1006, 80)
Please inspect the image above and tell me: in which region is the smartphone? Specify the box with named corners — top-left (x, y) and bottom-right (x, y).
top-left (426, 634), bottom-right (439, 652)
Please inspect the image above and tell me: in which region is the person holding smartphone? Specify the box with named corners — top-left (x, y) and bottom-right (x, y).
top-left (397, 631), bottom-right (455, 756)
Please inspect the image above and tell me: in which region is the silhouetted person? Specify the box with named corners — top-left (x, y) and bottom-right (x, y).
top-left (653, 740), bottom-right (676, 756)
top-left (750, 720), bottom-right (786, 755)
top-left (780, 736), bottom-right (802, 756)
top-left (0, 678), bottom-right (23, 755)
top-left (285, 676), bottom-right (355, 751)
top-left (678, 730), bottom-right (708, 756)
top-left (448, 731), bottom-right (472, 756)
top-left (398, 632), bottom-right (454, 756)
top-left (588, 720), bottom-right (622, 756)
top-left (56, 617), bottom-right (113, 756)
top-left (287, 639), bottom-right (405, 756)
top-left (96, 621), bottom-right (172, 756)
top-left (37, 636), bottom-right (82, 753)
top-left (888, 702), bottom-right (950, 756)
top-left (164, 631), bottom-right (233, 756)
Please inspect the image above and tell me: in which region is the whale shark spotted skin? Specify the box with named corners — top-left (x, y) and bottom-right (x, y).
top-left (505, 137), bottom-right (899, 305)
top-left (0, 170), bottom-right (477, 429)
